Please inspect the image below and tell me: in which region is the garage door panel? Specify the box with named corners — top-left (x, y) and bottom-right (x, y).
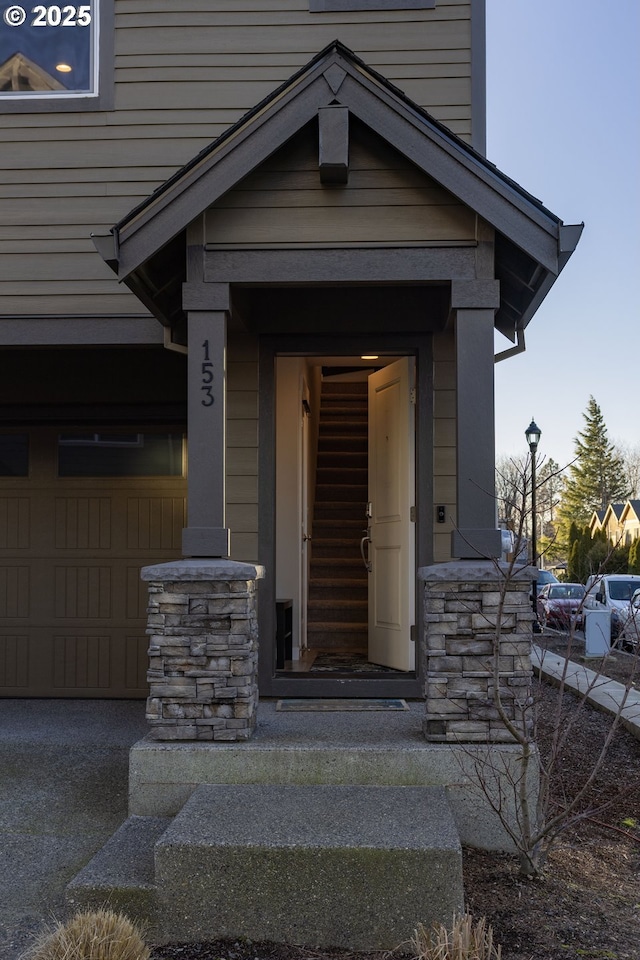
top-left (0, 427), bottom-right (186, 698)
top-left (0, 566), bottom-right (30, 618)
top-left (126, 496), bottom-right (186, 551)
top-left (54, 634), bottom-right (112, 691)
top-left (0, 497), bottom-right (30, 549)
top-left (54, 565), bottom-right (112, 620)
top-left (0, 635), bottom-right (29, 689)
top-left (127, 565), bottom-right (150, 620)
top-left (55, 496), bottom-right (112, 550)
top-left (0, 630), bottom-right (149, 697)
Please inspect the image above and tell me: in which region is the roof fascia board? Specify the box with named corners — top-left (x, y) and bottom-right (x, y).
top-left (114, 46), bottom-right (562, 281)
top-left (338, 70), bottom-right (559, 272)
top-left (116, 62), bottom-right (334, 279)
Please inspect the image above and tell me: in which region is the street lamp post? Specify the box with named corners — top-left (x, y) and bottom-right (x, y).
top-left (525, 419), bottom-right (542, 629)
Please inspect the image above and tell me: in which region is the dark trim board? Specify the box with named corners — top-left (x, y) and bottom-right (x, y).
top-left (257, 332), bottom-right (431, 699)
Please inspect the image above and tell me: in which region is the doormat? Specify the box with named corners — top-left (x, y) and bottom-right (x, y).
top-left (309, 653), bottom-right (403, 674)
top-left (276, 698), bottom-right (409, 712)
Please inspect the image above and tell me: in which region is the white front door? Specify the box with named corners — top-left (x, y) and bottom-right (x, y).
top-left (367, 357), bottom-right (415, 670)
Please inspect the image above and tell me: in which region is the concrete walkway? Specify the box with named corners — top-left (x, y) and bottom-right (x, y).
top-left (532, 644), bottom-right (640, 741)
top-left (1, 654), bottom-right (638, 957)
top-left (0, 699), bottom-right (148, 960)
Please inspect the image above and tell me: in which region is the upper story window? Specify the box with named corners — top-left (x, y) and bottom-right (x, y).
top-left (0, 0), bottom-right (113, 111)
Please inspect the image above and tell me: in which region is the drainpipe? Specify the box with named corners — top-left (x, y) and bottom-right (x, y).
top-left (495, 323), bottom-right (526, 363)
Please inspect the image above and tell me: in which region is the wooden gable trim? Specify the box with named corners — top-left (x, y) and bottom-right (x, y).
top-left (110, 43), bottom-right (573, 285)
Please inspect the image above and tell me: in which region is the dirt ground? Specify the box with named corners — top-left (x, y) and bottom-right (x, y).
top-left (152, 639), bottom-right (640, 960)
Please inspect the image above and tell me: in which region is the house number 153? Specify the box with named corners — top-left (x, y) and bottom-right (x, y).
top-left (201, 340), bottom-right (214, 406)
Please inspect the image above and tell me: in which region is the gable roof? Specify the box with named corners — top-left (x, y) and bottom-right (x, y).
top-left (95, 41), bottom-right (582, 337)
top-left (620, 500), bottom-right (640, 522)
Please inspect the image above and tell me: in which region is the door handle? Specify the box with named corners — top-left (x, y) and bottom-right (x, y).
top-left (360, 532), bottom-right (372, 573)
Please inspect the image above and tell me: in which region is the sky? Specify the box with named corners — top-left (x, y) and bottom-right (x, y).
top-left (486, 0), bottom-right (640, 469)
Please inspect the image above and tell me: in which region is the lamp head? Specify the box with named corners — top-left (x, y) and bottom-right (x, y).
top-left (525, 418), bottom-right (541, 452)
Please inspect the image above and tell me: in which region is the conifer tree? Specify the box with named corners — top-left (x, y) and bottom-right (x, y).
top-left (557, 397), bottom-right (629, 538)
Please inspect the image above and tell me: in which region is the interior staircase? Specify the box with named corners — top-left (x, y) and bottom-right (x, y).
top-left (307, 379), bottom-right (369, 653)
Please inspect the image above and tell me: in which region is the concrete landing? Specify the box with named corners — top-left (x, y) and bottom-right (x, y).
top-left (129, 699), bottom-right (527, 851)
top-left (69, 784), bottom-right (464, 950)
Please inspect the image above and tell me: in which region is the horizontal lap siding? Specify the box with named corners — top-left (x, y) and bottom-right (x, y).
top-left (0, 0), bottom-right (472, 317)
top-left (205, 127), bottom-right (476, 247)
top-left (227, 338), bottom-right (259, 562)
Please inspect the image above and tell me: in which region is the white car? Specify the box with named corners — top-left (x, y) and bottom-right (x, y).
top-left (584, 574), bottom-right (640, 641)
top-left (619, 588), bottom-right (640, 650)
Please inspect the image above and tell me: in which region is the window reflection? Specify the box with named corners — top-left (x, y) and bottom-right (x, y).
top-left (0, 2), bottom-right (96, 96)
top-left (58, 433), bottom-right (185, 477)
top-left (0, 434), bottom-right (29, 476)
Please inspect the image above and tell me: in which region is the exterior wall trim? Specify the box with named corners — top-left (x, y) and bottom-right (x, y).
top-left (0, 316), bottom-right (161, 346)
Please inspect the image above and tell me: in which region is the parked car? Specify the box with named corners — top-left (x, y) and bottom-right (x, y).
top-left (618, 588), bottom-right (640, 651)
top-left (536, 569), bottom-right (559, 588)
top-left (529, 568), bottom-right (559, 603)
top-left (584, 574), bottom-right (640, 639)
top-left (537, 582), bottom-right (585, 630)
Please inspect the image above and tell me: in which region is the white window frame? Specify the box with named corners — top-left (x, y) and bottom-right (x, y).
top-left (0, 0), bottom-right (113, 112)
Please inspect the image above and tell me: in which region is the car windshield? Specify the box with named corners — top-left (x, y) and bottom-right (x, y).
top-left (548, 585), bottom-right (584, 600)
top-left (609, 580), bottom-right (640, 601)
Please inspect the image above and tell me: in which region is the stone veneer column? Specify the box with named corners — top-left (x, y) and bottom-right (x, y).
top-left (419, 561), bottom-right (534, 743)
top-left (141, 559), bottom-right (265, 742)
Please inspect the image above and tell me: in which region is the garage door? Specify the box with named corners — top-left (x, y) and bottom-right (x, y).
top-left (0, 427), bottom-right (186, 698)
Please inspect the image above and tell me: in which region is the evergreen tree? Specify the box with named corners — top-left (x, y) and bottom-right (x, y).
top-left (557, 397), bottom-right (629, 540)
top-left (629, 538), bottom-right (640, 575)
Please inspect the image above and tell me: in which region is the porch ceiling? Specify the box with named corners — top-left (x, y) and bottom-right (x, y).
top-left (94, 41), bottom-right (582, 345)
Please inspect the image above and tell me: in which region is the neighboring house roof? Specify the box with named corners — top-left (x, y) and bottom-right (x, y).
top-left (94, 41), bottom-right (582, 337)
top-left (589, 509), bottom-right (606, 532)
top-left (620, 500), bottom-right (640, 522)
top-left (0, 51), bottom-right (66, 92)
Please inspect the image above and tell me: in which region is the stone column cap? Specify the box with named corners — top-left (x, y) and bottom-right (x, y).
top-left (141, 559), bottom-right (265, 582)
top-left (418, 560), bottom-right (536, 583)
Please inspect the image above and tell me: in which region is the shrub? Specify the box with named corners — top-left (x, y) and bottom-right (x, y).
top-left (410, 912), bottom-right (502, 960)
top-left (23, 908), bottom-right (150, 960)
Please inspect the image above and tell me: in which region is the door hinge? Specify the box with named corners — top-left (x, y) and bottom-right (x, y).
top-left (410, 387), bottom-right (416, 405)
top-left (410, 624), bottom-right (416, 643)
top-left (410, 505), bottom-right (416, 522)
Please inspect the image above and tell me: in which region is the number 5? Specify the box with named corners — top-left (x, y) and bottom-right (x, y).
top-left (77, 5), bottom-right (92, 25)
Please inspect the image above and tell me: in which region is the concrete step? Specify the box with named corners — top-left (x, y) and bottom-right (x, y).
top-left (154, 783), bottom-right (463, 949)
top-left (66, 815), bottom-right (170, 921)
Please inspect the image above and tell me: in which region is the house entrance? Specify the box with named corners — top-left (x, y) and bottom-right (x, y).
top-left (274, 354), bottom-right (415, 680)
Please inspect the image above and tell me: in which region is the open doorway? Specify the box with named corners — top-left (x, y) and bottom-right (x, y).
top-left (275, 354), bottom-right (416, 678)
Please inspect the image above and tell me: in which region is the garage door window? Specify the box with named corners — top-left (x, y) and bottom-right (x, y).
top-left (0, 434), bottom-right (29, 476)
top-left (57, 432), bottom-right (184, 477)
